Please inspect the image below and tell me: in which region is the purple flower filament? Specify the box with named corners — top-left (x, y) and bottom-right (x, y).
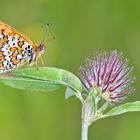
top-left (79, 51), bottom-right (134, 102)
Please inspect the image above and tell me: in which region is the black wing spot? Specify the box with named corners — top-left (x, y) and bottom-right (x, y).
top-left (28, 50), bottom-right (31, 53)
top-left (28, 45), bottom-right (30, 49)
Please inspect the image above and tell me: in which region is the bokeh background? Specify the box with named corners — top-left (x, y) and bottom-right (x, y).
top-left (0, 0), bottom-right (140, 140)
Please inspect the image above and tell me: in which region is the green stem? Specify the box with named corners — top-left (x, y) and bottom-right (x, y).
top-left (77, 91), bottom-right (84, 103)
top-left (81, 120), bottom-right (88, 140)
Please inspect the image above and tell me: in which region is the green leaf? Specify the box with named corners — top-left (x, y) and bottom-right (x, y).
top-left (0, 75), bottom-right (60, 92)
top-left (102, 101), bottom-right (140, 118)
top-left (0, 67), bottom-right (83, 96)
top-left (65, 87), bottom-right (76, 100)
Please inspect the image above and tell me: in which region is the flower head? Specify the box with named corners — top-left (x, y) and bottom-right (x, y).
top-left (79, 51), bottom-right (135, 102)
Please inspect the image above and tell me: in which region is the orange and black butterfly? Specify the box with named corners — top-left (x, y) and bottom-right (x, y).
top-left (0, 21), bottom-right (51, 73)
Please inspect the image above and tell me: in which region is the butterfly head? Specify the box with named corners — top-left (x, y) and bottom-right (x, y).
top-left (28, 23), bottom-right (56, 65)
top-left (32, 42), bottom-right (45, 64)
top-left (37, 42), bottom-right (45, 54)
top-left (37, 34), bottom-right (56, 55)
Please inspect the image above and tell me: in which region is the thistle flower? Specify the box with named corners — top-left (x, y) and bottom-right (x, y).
top-left (79, 51), bottom-right (135, 102)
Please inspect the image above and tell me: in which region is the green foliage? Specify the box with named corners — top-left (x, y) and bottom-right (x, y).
top-left (0, 67), bottom-right (83, 101)
top-left (103, 101), bottom-right (140, 118)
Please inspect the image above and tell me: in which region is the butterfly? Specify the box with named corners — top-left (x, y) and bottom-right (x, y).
top-left (0, 21), bottom-right (50, 74)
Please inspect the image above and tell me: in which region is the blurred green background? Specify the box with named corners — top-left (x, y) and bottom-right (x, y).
top-left (0, 0), bottom-right (140, 140)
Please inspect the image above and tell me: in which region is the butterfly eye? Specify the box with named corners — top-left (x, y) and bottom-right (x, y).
top-left (38, 44), bottom-right (44, 52)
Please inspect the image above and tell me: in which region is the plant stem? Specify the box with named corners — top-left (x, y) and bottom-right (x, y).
top-left (81, 120), bottom-right (88, 140)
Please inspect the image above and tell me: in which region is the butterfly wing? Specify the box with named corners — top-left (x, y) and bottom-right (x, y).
top-left (0, 21), bottom-right (36, 73)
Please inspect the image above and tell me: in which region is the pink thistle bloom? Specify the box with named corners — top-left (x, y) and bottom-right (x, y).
top-left (79, 51), bottom-right (135, 102)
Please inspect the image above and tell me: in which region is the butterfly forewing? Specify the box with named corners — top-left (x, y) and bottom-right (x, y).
top-left (0, 21), bottom-right (37, 73)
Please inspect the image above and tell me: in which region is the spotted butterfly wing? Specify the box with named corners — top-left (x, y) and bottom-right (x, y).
top-left (0, 21), bottom-right (45, 73)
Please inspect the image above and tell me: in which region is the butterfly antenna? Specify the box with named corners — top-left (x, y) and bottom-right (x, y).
top-left (45, 35), bottom-right (56, 44)
top-left (40, 23), bottom-right (50, 44)
top-left (41, 23), bottom-right (56, 45)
